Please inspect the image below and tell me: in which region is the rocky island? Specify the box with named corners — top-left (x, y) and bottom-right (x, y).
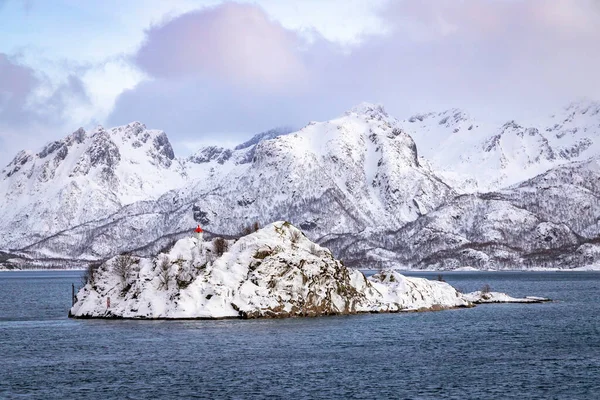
top-left (70, 222), bottom-right (548, 319)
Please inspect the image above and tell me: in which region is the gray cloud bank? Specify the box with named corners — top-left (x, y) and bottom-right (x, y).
top-left (0, 53), bottom-right (89, 163)
top-left (3, 0), bottom-right (600, 164)
top-left (108, 0), bottom-right (600, 150)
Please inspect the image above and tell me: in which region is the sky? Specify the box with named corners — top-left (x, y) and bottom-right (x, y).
top-left (1, 0), bottom-right (600, 165)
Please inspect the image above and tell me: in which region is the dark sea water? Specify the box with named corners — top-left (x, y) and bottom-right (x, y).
top-left (1, 270), bottom-right (599, 399)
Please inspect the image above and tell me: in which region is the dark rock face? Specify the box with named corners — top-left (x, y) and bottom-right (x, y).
top-left (189, 146), bottom-right (232, 164)
top-left (192, 205), bottom-right (211, 225)
top-left (484, 134), bottom-right (502, 152)
top-left (38, 128), bottom-right (86, 159)
top-left (299, 220), bottom-right (318, 231)
top-left (152, 132), bottom-right (175, 167)
top-left (234, 127), bottom-right (294, 151)
top-left (55, 144), bottom-right (69, 161)
top-left (69, 130), bottom-right (121, 178)
top-left (88, 131), bottom-right (121, 169)
top-left (236, 147), bottom-right (256, 165)
top-left (37, 141), bottom-right (63, 159)
top-left (68, 128), bottom-right (87, 144)
top-left (237, 197), bottom-right (255, 207)
top-left (3, 151), bottom-right (33, 178)
top-left (559, 138), bottom-right (592, 159)
top-left (217, 149), bottom-right (232, 164)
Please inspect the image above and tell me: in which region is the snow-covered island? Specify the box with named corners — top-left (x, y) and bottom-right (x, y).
top-left (462, 291), bottom-right (550, 304)
top-left (70, 222), bottom-right (549, 319)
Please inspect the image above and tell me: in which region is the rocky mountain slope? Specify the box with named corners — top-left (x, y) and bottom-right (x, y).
top-left (0, 122), bottom-right (188, 251)
top-left (0, 104), bottom-right (454, 263)
top-left (404, 100), bottom-right (600, 192)
top-left (3, 101), bottom-right (600, 271)
top-left (330, 157), bottom-right (600, 270)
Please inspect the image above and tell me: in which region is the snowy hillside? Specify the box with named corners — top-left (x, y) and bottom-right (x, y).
top-left (333, 157), bottom-right (600, 270)
top-left (3, 101), bottom-right (600, 271)
top-left (403, 100), bottom-right (600, 192)
top-left (0, 122), bottom-right (191, 250)
top-left (2, 103), bottom-right (454, 262)
top-left (72, 222), bottom-right (547, 319)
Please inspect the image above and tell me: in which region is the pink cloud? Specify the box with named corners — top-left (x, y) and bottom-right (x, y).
top-left (135, 3), bottom-right (307, 90)
top-left (0, 53), bottom-right (91, 165)
top-left (386, 0), bottom-right (600, 38)
top-left (108, 0), bottom-right (600, 150)
top-left (0, 53), bottom-right (39, 125)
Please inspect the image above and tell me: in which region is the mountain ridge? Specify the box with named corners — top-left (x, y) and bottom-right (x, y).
top-left (403, 99), bottom-right (600, 192)
top-left (2, 101), bottom-right (600, 270)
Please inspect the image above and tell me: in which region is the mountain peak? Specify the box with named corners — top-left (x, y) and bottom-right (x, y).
top-left (234, 126), bottom-right (295, 151)
top-left (562, 99), bottom-right (600, 118)
top-left (406, 108), bottom-right (471, 127)
top-left (345, 102), bottom-right (388, 118)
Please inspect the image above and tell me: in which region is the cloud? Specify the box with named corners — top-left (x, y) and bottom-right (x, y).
top-left (0, 53), bottom-right (40, 125)
top-left (375, 0), bottom-right (600, 115)
top-left (107, 0), bottom-right (600, 153)
top-left (0, 53), bottom-right (91, 164)
top-left (135, 2), bottom-right (307, 90)
top-left (109, 2), bottom-right (356, 146)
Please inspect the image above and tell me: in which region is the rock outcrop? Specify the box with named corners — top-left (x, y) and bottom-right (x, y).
top-left (70, 222), bottom-right (472, 319)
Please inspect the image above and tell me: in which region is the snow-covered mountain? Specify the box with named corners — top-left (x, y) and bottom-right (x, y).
top-left (403, 100), bottom-right (600, 192)
top-left (0, 103), bottom-right (454, 262)
top-left (330, 157), bottom-right (600, 270)
top-left (3, 101), bottom-right (600, 271)
top-left (0, 122), bottom-right (192, 250)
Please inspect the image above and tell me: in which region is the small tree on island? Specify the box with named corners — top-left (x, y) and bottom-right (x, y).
top-left (113, 254), bottom-right (136, 284)
top-left (82, 262), bottom-right (101, 286)
top-left (213, 237), bottom-right (228, 256)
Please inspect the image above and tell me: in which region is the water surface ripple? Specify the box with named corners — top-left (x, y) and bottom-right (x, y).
top-left (1, 270), bottom-right (599, 399)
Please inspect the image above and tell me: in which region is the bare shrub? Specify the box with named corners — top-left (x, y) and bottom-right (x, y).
top-left (113, 254), bottom-right (136, 283)
top-left (241, 221), bottom-right (261, 236)
top-left (213, 237), bottom-right (228, 256)
top-left (481, 283), bottom-right (492, 293)
top-left (82, 262), bottom-right (101, 286)
top-left (174, 254), bottom-right (186, 266)
top-left (253, 247), bottom-right (273, 259)
top-left (176, 264), bottom-right (194, 289)
top-left (273, 245), bottom-right (284, 255)
top-left (157, 256), bottom-right (171, 289)
top-left (290, 230), bottom-right (302, 244)
top-left (157, 255), bottom-right (170, 270)
top-left (240, 222), bottom-right (260, 236)
top-left (437, 274), bottom-right (445, 282)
